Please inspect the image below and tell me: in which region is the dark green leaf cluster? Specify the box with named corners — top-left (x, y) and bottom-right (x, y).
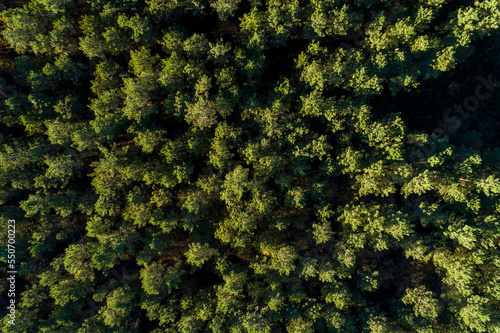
top-left (1, 0), bottom-right (500, 332)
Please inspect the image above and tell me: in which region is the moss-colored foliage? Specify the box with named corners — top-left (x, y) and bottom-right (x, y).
top-left (1, 0), bottom-right (500, 332)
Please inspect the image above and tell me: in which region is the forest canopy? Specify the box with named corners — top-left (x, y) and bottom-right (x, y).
top-left (0, 0), bottom-right (500, 332)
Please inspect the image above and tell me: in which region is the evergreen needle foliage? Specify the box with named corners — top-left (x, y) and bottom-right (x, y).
top-left (1, 0), bottom-right (500, 332)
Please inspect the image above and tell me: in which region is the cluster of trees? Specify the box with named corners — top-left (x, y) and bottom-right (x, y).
top-left (1, 0), bottom-right (499, 332)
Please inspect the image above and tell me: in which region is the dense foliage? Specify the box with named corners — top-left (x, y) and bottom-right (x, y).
top-left (1, 0), bottom-right (500, 332)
